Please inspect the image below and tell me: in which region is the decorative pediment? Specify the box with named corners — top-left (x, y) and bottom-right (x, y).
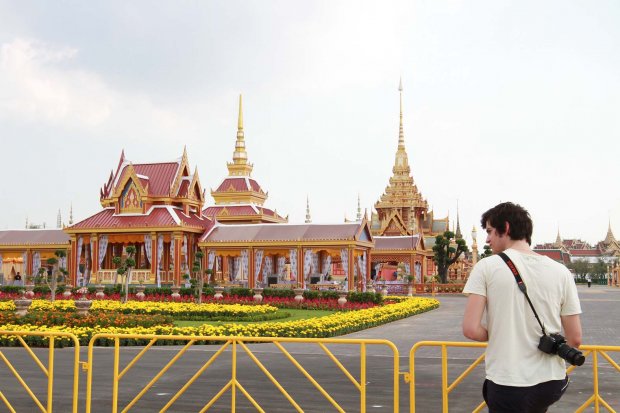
top-left (112, 164), bottom-right (148, 213)
top-left (188, 168), bottom-right (204, 202)
top-left (379, 210), bottom-right (409, 236)
top-left (354, 218), bottom-right (374, 243)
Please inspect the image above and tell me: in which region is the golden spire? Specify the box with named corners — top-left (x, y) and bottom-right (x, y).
top-left (398, 77), bottom-right (405, 149)
top-left (604, 219), bottom-right (616, 245)
top-left (305, 196), bottom-right (312, 223)
top-left (227, 94), bottom-right (253, 176)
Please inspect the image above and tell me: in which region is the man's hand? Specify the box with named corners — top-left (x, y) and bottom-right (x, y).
top-left (463, 294), bottom-right (488, 342)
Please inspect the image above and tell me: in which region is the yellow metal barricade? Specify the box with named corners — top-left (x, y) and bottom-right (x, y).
top-left (85, 334), bottom-right (400, 413)
top-left (407, 341), bottom-right (620, 413)
top-left (572, 344), bottom-right (620, 413)
top-left (0, 330), bottom-right (80, 413)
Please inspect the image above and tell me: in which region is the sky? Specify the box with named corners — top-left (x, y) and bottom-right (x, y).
top-left (0, 0), bottom-right (619, 247)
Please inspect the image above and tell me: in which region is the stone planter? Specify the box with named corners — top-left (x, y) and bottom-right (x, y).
top-left (171, 285), bottom-right (181, 300)
top-left (63, 285), bottom-right (73, 298)
top-left (95, 285), bottom-right (106, 299)
top-left (381, 285), bottom-right (388, 297)
top-left (135, 285), bottom-right (146, 301)
top-left (75, 298), bottom-right (93, 316)
top-left (253, 288), bottom-right (264, 303)
top-left (214, 286), bottom-right (224, 300)
top-left (293, 288), bottom-right (305, 303)
top-left (14, 292), bottom-right (32, 317)
top-left (367, 281), bottom-right (375, 294)
top-left (24, 284), bottom-right (35, 299)
top-left (337, 291), bottom-right (348, 307)
top-left (407, 285), bottom-right (413, 297)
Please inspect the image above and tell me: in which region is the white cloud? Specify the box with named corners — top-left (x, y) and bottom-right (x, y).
top-left (0, 38), bottom-right (185, 134)
top-left (0, 38), bottom-right (112, 126)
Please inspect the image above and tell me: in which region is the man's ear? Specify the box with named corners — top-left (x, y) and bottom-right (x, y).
top-left (504, 222), bottom-right (510, 236)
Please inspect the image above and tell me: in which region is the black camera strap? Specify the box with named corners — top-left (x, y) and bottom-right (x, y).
top-left (498, 252), bottom-right (547, 335)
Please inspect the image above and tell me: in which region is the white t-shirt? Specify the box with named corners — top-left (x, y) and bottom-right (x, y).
top-left (463, 248), bottom-right (582, 386)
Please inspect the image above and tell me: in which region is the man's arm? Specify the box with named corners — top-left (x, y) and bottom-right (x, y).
top-left (561, 314), bottom-right (582, 348)
top-left (462, 293), bottom-right (488, 342)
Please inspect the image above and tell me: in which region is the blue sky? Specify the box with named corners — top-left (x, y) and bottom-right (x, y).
top-left (0, 0), bottom-right (618, 246)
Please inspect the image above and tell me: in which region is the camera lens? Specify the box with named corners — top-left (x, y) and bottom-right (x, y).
top-left (557, 344), bottom-right (585, 366)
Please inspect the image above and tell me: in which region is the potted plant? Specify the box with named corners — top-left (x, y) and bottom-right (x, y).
top-left (406, 274), bottom-right (414, 296)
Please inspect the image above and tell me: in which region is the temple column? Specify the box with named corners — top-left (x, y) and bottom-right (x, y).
top-left (70, 235), bottom-right (78, 286)
top-left (366, 250), bottom-right (371, 288)
top-left (347, 247), bottom-right (354, 291)
top-left (296, 246), bottom-right (303, 289)
top-left (248, 246), bottom-right (255, 289)
top-left (173, 233), bottom-right (182, 286)
top-left (222, 256), bottom-right (229, 283)
top-left (26, 249), bottom-right (32, 278)
top-left (150, 232), bottom-right (157, 284)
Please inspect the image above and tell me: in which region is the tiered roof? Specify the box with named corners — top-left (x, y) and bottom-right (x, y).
top-left (68, 149), bottom-right (211, 233)
top-left (373, 80), bottom-right (428, 235)
top-left (207, 95), bottom-right (286, 224)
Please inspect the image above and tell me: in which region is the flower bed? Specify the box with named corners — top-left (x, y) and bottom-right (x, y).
top-left (0, 297), bottom-right (439, 346)
top-left (0, 300), bottom-right (280, 320)
top-left (0, 311), bottom-right (173, 328)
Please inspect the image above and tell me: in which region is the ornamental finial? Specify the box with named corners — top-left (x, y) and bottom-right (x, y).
top-left (238, 94), bottom-right (243, 131)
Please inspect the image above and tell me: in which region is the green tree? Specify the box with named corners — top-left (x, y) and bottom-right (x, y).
top-left (432, 231), bottom-right (469, 284)
top-left (480, 244), bottom-right (493, 259)
top-left (113, 245), bottom-right (136, 303)
top-left (591, 259), bottom-right (608, 280)
top-left (567, 259), bottom-right (590, 281)
top-left (45, 249), bottom-right (67, 302)
top-left (193, 250), bottom-right (205, 304)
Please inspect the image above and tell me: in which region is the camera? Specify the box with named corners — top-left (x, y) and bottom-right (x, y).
top-left (538, 333), bottom-right (585, 366)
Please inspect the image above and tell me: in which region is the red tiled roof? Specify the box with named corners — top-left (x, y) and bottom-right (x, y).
top-left (69, 207), bottom-right (211, 230)
top-left (534, 249), bottom-right (571, 265)
top-left (374, 236), bottom-right (421, 250)
top-left (204, 205), bottom-right (258, 216)
top-left (214, 177), bottom-right (264, 193)
top-left (172, 209), bottom-right (211, 228)
top-left (570, 249), bottom-right (602, 256)
top-left (177, 179), bottom-right (190, 197)
top-left (201, 223), bottom-right (362, 243)
top-left (131, 163), bottom-right (179, 196)
top-left (0, 230), bottom-right (69, 245)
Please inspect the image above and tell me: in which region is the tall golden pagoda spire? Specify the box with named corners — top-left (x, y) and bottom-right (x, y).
top-left (398, 77), bottom-right (405, 149)
top-left (373, 78), bottom-right (428, 236)
top-left (227, 94), bottom-right (254, 177)
top-left (604, 219), bottom-right (616, 245)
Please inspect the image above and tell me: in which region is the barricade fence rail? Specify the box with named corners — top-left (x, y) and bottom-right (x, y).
top-left (0, 330), bottom-right (80, 413)
top-left (84, 334), bottom-right (400, 413)
top-left (408, 341), bottom-right (620, 413)
top-left (1, 331), bottom-right (618, 413)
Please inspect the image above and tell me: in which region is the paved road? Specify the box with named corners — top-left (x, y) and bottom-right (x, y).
top-left (0, 285), bottom-right (618, 412)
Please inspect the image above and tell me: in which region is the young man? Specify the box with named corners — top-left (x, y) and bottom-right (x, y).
top-left (462, 202), bottom-right (582, 413)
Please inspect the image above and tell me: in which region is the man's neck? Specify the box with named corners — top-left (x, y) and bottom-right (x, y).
top-left (504, 239), bottom-right (538, 255)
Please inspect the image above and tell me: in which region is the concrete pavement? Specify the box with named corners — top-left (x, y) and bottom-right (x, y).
top-left (0, 285), bottom-right (618, 412)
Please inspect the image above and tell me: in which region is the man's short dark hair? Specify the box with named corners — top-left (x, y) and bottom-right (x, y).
top-left (481, 202), bottom-right (533, 245)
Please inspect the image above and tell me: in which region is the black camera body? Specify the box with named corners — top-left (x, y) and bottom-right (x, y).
top-left (538, 333), bottom-right (585, 366)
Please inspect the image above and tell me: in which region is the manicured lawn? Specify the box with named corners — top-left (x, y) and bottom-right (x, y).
top-left (174, 308), bottom-right (335, 327)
